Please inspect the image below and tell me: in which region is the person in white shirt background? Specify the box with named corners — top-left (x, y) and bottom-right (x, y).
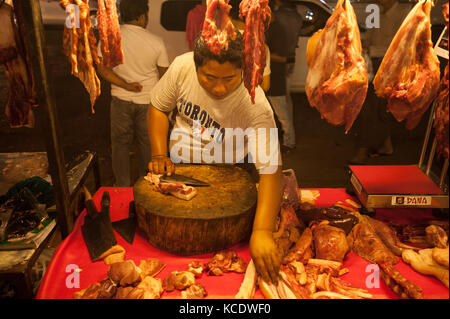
top-left (97, 0), bottom-right (169, 186)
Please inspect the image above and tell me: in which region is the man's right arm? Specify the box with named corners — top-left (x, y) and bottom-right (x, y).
top-left (147, 104), bottom-right (174, 175)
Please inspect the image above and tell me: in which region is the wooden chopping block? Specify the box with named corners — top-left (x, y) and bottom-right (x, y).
top-left (133, 164), bottom-right (257, 255)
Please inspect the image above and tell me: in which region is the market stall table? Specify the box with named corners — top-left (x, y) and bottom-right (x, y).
top-left (36, 187), bottom-right (449, 299)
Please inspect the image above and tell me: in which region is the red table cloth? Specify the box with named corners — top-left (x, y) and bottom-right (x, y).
top-left (36, 187), bottom-right (449, 299)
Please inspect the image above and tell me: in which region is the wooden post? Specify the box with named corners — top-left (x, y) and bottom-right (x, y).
top-left (13, 0), bottom-right (73, 238)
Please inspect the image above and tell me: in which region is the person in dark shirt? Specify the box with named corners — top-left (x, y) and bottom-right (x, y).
top-left (272, 0), bottom-right (303, 70)
top-left (266, 9), bottom-right (296, 151)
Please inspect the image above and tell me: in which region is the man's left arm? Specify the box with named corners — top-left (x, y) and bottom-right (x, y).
top-left (157, 66), bottom-right (168, 79)
top-left (249, 166), bottom-right (283, 284)
top-left (96, 61), bottom-right (142, 92)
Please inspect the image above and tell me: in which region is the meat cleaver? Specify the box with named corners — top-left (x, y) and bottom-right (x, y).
top-left (112, 200), bottom-right (137, 244)
top-left (81, 190), bottom-right (117, 261)
top-left (159, 173), bottom-right (210, 186)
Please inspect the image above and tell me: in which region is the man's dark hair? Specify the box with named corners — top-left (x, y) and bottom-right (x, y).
top-left (193, 31), bottom-right (244, 69)
top-left (119, 0), bottom-right (148, 23)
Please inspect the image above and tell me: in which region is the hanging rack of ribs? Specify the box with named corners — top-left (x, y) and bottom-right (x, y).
top-left (59, 0), bottom-right (101, 113)
top-left (97, 0), bottom-right (123, 69)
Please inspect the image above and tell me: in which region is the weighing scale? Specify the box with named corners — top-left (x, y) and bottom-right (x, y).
top-left (349, 165), bottom-right (448, 209)
top-left (349, 26), bottom-right (449, 210)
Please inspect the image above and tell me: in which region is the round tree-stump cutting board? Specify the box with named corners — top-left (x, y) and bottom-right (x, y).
top-left (133, 164), bottom-right (257, 255)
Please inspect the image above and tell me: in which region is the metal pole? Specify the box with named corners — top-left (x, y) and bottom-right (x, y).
top-left (419, 100), bottom-right (437, 169)
top-left (13, 0), bottom-right (73, 238)
top-left (426, 138), bottom-right (438, 176)
top-left (439, 158), bottom-right (449, 190)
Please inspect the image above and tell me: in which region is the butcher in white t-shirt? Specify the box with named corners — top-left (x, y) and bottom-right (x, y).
top-left (147, 32), bottom-right (284, 285)
top-left (96, 0), bottom-right (169, 186)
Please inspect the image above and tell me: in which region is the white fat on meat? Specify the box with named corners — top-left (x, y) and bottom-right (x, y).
top-left (144, 173), bottom-right (198, 201)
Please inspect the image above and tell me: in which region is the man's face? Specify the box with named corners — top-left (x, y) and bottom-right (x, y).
top-left (197, 60), bottom-right (242, 99)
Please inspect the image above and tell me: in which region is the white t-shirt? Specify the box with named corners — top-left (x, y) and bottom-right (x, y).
top-left (149, 52), bottom-right (281, 174)
top-left (99, 24), bottom-right (170, 104)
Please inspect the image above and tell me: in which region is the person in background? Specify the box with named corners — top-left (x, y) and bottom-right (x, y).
top-left (186, 0), bottom-right (207, 51)
top-left (96, 0), bottom-right (169, 186)
top-left (272, 0), bottom-right (302, 117)
top-left (228, 0), bottom-right (271, 92)
top-left (272, 0), bottom-right (302, 76)
top-left (266, 0), bottom-right (298, 152)
top-left (350, 0), bottom-right (411, 164)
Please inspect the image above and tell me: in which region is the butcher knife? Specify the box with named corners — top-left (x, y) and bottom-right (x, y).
top-left (81, 190), bottom-right (117, 261)
top-left (112, 200), bottom-right (137, 244)
top-left (159, 173), bottom-right (210, 186)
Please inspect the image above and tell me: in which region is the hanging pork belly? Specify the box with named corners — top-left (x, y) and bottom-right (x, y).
top-left (305, 0), bottom-right (368, 133)
top-left (373, 0), bottom-right (440, 130)
top-left (239, 0), bottom-right (271, 104)
top-left (59, 0), bottom-right (101, 113)
top-left (97, 0), bottom-right (123, 69)
top-left (433, 2), bottom-right (449, 160)
top-left (0, 2), bottom-right (37, 128)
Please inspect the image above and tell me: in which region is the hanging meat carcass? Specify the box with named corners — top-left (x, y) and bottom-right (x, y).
top-left (239, 0), bottom-right (271, 104)
top-left (433, 2), bottom-right (449, 160)
top-left (0, 2), bottom-right (37, 128)
top-left (59, 0), bottom-right (101, 113)
top-left (305, 0), bottom-right (368, 133)
top-left (373, 0), bottom-right (440, 130)
top-left (202, 0), bottom-right (270, 104)
top-left (97, 0), bottom-right (123, 69)
top-left (202, 0), bottom-right (237, 54)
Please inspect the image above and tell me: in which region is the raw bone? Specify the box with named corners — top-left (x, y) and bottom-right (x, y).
top-left (235, 259), bottom-right (257, 299)
top-left (402, 249), bottom-right (449, 288)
